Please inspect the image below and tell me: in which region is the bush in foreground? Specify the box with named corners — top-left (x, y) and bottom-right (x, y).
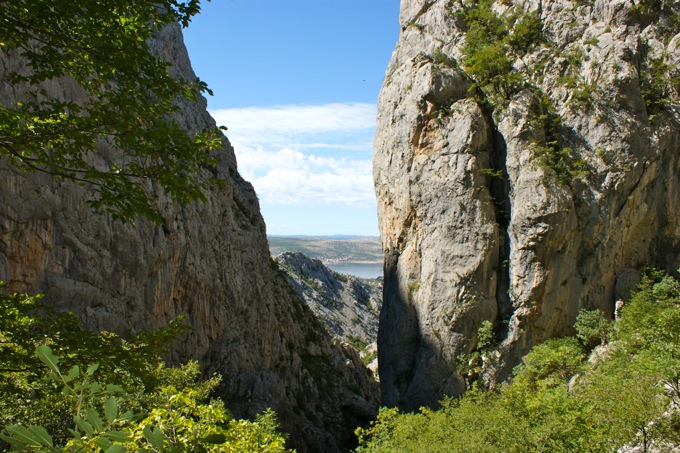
top-left (357, 269), bottom-right (680, 452)
top-left (0, 285), bottom-right (292, 452)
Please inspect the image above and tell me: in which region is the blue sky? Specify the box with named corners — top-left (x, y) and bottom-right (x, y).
top-left (182, 0), bottom-right (401, 236)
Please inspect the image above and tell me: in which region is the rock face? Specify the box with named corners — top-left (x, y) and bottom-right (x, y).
top-left (276, 252), bottom-right (382, 375)
top-left (276, 251), bottom-right (382, 345)
top-left (374, 0), bottom-right (680, 410)
top-left (0, 24), bottom-right (378, 452)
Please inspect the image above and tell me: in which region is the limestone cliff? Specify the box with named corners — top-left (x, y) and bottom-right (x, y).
top-left (374, 0), bottom-right (680, 410)
top-left (0, 23), bottom-right (378, 452)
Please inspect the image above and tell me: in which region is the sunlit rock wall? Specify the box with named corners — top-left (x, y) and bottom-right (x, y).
top-left (374, 0), bottom-right (680, 410)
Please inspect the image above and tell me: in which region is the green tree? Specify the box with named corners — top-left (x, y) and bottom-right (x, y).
top-left (476, 320), bottom-right (495, 351)
top-left (2, 347), bottom-right (292, 452)
top-left (0, 287), bottom-right (293, 452)
top-left (0, 0), bottom-right (225, 223)
top-left (0, 283), bottom-right (187, 445)
top-left (357, 268), bottom-right (680, 452)
top-left (511, 337), bottom-right (584, 391)
top-left (574, 309), bottom-right (610, 351)
top-left (456, 0), bottom-right (540, 103)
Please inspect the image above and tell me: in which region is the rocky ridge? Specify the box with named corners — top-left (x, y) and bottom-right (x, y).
top-left (374, 0), bottom-right (680, 410)
top-left (275, 251), bottom-right (382, 369)
top-left (0, 23), bottom-right (378, 452)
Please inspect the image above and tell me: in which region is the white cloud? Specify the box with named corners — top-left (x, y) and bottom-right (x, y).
top-left (209, 103), bottom-right (377, 207)
top-left (293, 141), bottom-right (374, 152)
top-left (236, 146), bottom-right (375, 206)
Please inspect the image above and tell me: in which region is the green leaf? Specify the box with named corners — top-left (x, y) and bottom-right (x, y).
top-left (74, 381), bottom-right (90, 392)
top-left (74, 415), bottom-right (95, 437)
top-left (95, 436), bottom-right (113, 450)
top-left (203, 432), bottom-right (227, 444)
top-left (103, 431), bottom-right (131, 442)
top-left (0, 433), bottom-right (12, 445)
top-left (66, 364), bottom-right (80, 383)
top-left (87, 363), bottom-right (99, 375)
top-left (105, 445), bottom-right (128, 453)
top-left (27, 425), bottom-right (53, 447)
top-left (105, 383), bottom-right (125, 394)
top-left (86, 407), bottom-right (105, 431)
top-left (144, 426), bottom-right (164, 451)
top-left (4, 425), bottom-right (45, 447)
top-left (36, 345), bottom-right (61, 376)
top-left (119, 410), bottom-right (135, 422)
top-left (104, 396), bottom-right (119, 423)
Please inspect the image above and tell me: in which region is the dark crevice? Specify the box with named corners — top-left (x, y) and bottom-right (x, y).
top-left (488, 125), bottom-right (513, 334)
top-left (470, 82), bottom-right (513, 333)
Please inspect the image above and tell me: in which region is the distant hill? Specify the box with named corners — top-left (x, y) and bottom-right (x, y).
top-left (268, 236), bottom-right (382, 264)
top-left (274, 251), bottom-right (381, 373)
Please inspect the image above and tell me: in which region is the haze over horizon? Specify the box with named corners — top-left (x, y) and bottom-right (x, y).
top-left (183, 0), bottom-right (401, 236)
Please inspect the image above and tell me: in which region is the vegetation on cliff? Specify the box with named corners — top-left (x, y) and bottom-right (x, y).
top-left (375, 0), bottom-right (680, 412)
top-left (449, 0), bottom-right (678, 185)
top-left (0, 286), bottom-right (291, 452)
top-left (356, 269), bottom-right (680, 452)
top-left (0, 0), bottom-right (225, 223)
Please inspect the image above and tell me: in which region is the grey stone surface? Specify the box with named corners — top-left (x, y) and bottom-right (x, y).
top-left (374, 0), bottom-right (680, 410)
top-left (275, 251), bottom-right (381, 344)
top-left (0, 23), bottom-right (378, 452)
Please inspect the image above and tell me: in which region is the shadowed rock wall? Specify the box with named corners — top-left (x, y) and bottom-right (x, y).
top-left (0, 23), bottom-right (378, 453)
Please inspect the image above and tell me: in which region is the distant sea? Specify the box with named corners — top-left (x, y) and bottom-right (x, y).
top-left (326, 262), bottom-right (383, 279)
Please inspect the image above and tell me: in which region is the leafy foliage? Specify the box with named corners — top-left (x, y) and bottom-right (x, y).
top-left (454, 320), bottom-right (499, 389)
top-left (506, 13), bottom-right (543, 54)
top-left (0, 0), bottom-right (226, 223)
top-left (528, 96), bottom-right (589, 186)
top-left (631, 0), bottom-right (678, 15)
top-left (346, 335), bottom-right (369, 352)
top-left (574, 309), bottom-right (610, 351)
top-left (454, 2), bottom-right (591, 186)
top-left (457, 1), bottom-right (543, 104)
top-left (0, 285), bottom-right (183, 442)
top-left (357, 268), bottom-right (680, 452)
top-left (512, 337), bottom-right (584, 391)
top-left (0, 287), bottom-right (292, 452)
top-left (531, 142), bottom-right (589, 186)
top-left (431, 49), bottom-right (458, 68)
top-left (476, 320), bottom-right (495, 351)
top-left (640, 57), bottom-right (676, 121)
